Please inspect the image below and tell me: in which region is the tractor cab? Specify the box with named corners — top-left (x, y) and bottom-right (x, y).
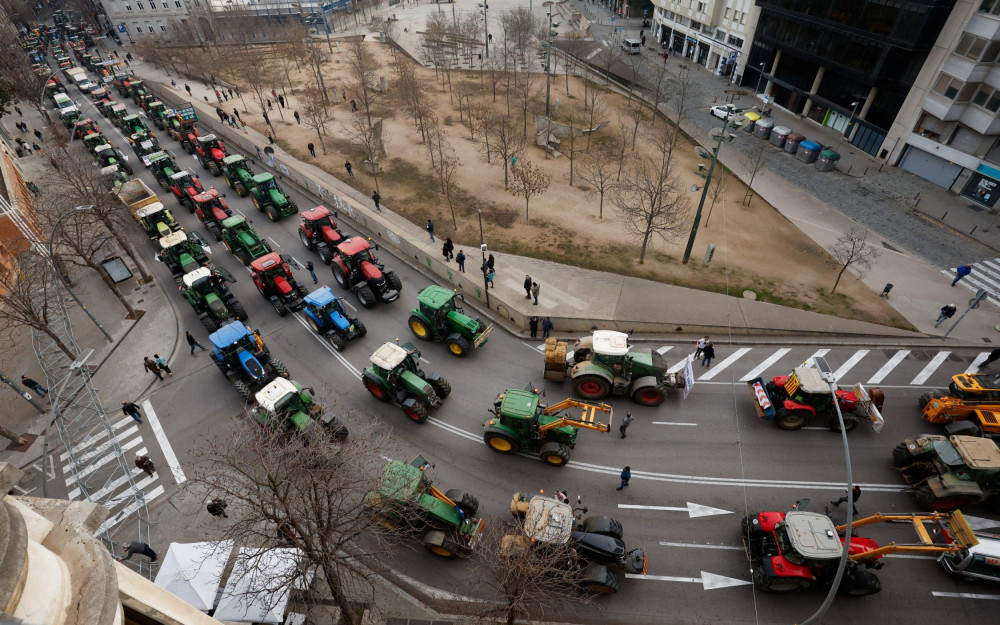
top-left (948, 374), bottom-right (1000, 401)
top-left (337, 236), bottom-right (378, 266)
top-left (415, 285), bottom-right (460, 333)
top-left (72, 118), bottom-right (99, 139)
top-left (193, 188), bottom-right (230, 221)
top-left (182, 267), bottom-right (228, 316)
top-left (300, 205), bottom-right (345, 245)
top-left (129, 133), bottom-right (159, 157)
top-left (59, 107), bottom-right (82, 128)
top-left (303, 286), bottom-right (352, 331)
top-left (370, 342), bottom-right (423, 387)
top-left (197, 134), bottom-right (225, 156)
top-left (82, 132), bottom-right (104, 153)
top-left (209, 321), bottom-right (267, 380)
top-left (170, 169), bottom-right (203, 194)
top-left (493, 387), bottom-right (577, 442)
top-left (587, 330), bottom-right (632, 377)
top-left (88, 86), bottom-right (108, 101)
top-left (100, 164), bottom-right (128, 190)
top-left (158, 230), bottom-right (204, 275)
top-left (252, 172), bottom-right (280, 193)
top-left (254, 378), bottom-right (312, 425)
top-left (771, 367), bottom-right (858, 413)
top-left (519, 495), bottom-right (575, 545)
top-left (134, 202), bottom-right (179, 239)
top-left (120, 114), bottom-right (150, 137)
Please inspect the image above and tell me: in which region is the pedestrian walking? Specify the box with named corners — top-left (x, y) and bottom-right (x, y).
top-left (350, 99), bottom-right (358, 112)
top-left (144, 356), bottom-right (164, 381)
top-left (233, 108), bottom-right (241, 121)
top-left (255, 145), bottom-right (263, 160)
top-left (306, 260), bottom-right (317, 284)
top-left (278, 94), bottom-right (285, 108)
top-left (372, 190), bottom-right (381, 211)
top-left (216, 107), bottom-right (224, 121)
top-left (531, 282), bottom-right (540, 305)
top-left (228, 88), bottom-right (234, 99)
top-left (125, 52), bottom-right (133, 62)
top-left (830, 485), bottom-right (861, 516)
top-left (153, 354), bottom-right (172, 376)
top-left (215, 89), bottom-right (222, 102)
top-left (442, 237), bottom-right (454, 260)
top-left (487, 253), bottom-right (495, 271)
top-left (122, 401), bottom-right (143, 423)
top-left (486, 268), bottom-right (495, 288)
top-left (135, 453), bottom-right (155, 477)
top-left (185, 84), bottom-right (192, 96)
top-left (20, 375), bottom-right (48, 397)
top-left (529, 315), bottom-right (539, 338)
top-left (979, 347), bottom-right (1000, 369)
top-left (456, 249), bottom-right (466, 272)
top-left (935, 303), bottom-right (957, 328)
top-left (695, 336), bottom-right (709, 358)
top-left (207, 498), bottom-right (229, 518)
top-left (186, 330), bottom-right (207, 356)
top-left (117, 541), bottom-right (157, 562)
top-left (542, 317), bottom-right (554, 338)
top-left (31, 143), bottom-right (40, 153)
top-left (307, 142), bottom-right (315, 156)
top-left (426, 219), bottom-right (435, 241)
top-left (294, 110), bottom-right (301, 124)
top-left (616, 466), bottom-right (631, 490)
top-left (266, 98), bottom-right (273, 110)
top-left (267, 131), bottom-right (274, 145)
top-left (344, 161), bottom-right (354, 177)
top-left (701, 342), bottom-right (715, 367)
top-left (523, 275), bottom-right (533, 299)
top-left (263, 111), bottom-right (270, 125)
top-left (26, 181), bottom-right (40, 196)
top-left (33, 128), bottom-right (42, 142)
top-left (223, 91), bottom-right (229, 101)
top-left (15, 105), bottom-right (22, 116)
top-left (619, 413), bottom-right (634, 439)
top-left (952, 264), bottom-right (973, 286)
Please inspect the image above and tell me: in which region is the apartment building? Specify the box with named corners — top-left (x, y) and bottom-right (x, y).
top-left (652, 0), bottom-right (755, 78)
top-left (99, 0), bottom-right (196, 40)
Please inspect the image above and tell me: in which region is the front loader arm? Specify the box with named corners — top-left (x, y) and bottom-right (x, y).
top-left (539, 399), bottom-right (613, 433)
top-left (839, 510), bottom-right (978, 562)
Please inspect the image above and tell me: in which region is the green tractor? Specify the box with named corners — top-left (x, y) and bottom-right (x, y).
top-left (128, 132), bottom-right (160, 159)
top-left (146, 151), bottom-right (180, 191)
top-left (133, 202), bottom-right (181, 241)
top-left (119, 113), bottom-right (152, 138)
top-left (147, 101), bottom-right (168, 130)
top-left (221, 154), bottom-right (254, 197)
top-left (99, 164), bottom-right (129, 191)
top-left (362, 342), bottom-right (451, 424)
top-left (483, 386), bottom-right (613, 466)
top-left (364, 455), bottom-right (485, 559)
top-left (179, 265), bottom-right (248, 331)
top-left (893, 434), bottom-right (1000, 512)
top-left (220, 214), bottom-right (272, 266)
top-left (157, 230), bottom-right (211, 276)
top-left (408, 285), bottom-right (493, 357)
top-left (92, 144), bottom-right (134, 175)
top-left (249, 378), bottom-right (349, 441)
top-left (82, 132), bottom-right (106, 154)
top-left (249, 172), bottom-right (298, 221)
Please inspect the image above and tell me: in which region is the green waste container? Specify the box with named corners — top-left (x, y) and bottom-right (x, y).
top-left (816, 149), bottom-right (840, 172)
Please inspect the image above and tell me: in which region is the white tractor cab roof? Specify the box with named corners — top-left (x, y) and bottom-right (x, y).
top-left (254, 377), bottom-right (299, 412)
top-left (370, 342), bottom-right (408, 370)
top-left (93, 143), bottom-right (113, 153)
top-left (170, 169), bottom-right (192, 180)
top-left (100, 165), bottom-right (120, 175)
top-left (181, 266), bottom-right (212, 288)
top-left (790, 366), bottom-right (829, 394)
top-left (158, 230), bottom-right (188, 249)
top-left (782, 511), bottom-right (842, 560)
top-left (591, 330), bottom-right (630, 356)
top-left (951, 435), bottom-right (1000, 470)
top-left (133, 202), bottom-right (166, 219)
top-left (523, 496), bottom-right (574, 545)
top-left (198, 134), bottom-right (218, 143)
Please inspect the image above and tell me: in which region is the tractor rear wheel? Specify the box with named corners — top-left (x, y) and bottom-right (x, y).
top-left (632, 384), bottom-right (666, 406)
top-left (332, 265), bottom-right (349, 289)
top-left (446, 336), bottom-right (471, 357)
top-left (181, 197), bottom-right (194, 213)
top-left (233, 380), bottom-right (252, 403)
top-left (208, 161), bottom-right (221, 176)
top-left (828, 415), bottom-right (859, 432)
top-left (403, 401), bottom-right (429, 424)
top-left (356, 285), bottom-right (377, 309)
top-left (580, 565), bottom-right (621, 595)
top-left (327, 332), bottom-right (346, 352)
top-left (269, 357), bottom-right (289, 378)
top-left (408, 315), bottom-right (432, 340)
top-left (265, 204), bottom-right (279, 222)
top-left (776, 409), bottom-right (809, 430)
top-left (422, 531), bottom-right (462, 559)
top-left (539, 441), bottom-right (571, 466)
top-left (363, 375), bottom-right (390, 402)
top-left (891, 443), bottom-right (911, 467)
top-left (298, 229), bottom-right (313, 250)
top-left (573, 375), bottom-right (611, 399)
top-left (444, 489), bottom-right (480, 517)
top-left (306, 315), bottom-right (322, 333)
top-left (428, 377), bottom-right (451, 399)
top-left (914, 484), bottom-right (975, 511)
top-left (385, 270), bottom-right (402, 292)
top-left (157, 177), bottom-right (171, 192)
top-left (234, 181), bottom-right (247, 197)
top-left (484, 429), bottom-right (517, 454)
top-left (199, 314), bottom-right (217, 332)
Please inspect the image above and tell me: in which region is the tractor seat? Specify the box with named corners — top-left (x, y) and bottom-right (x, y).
top-left (211, 207), bottom-right (229, 221)
top-left (273, 275), bottom-right (293, 295)
top-left (321, 226), bottom-right (342, 243)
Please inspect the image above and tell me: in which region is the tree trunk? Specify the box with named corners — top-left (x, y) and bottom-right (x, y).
top-left (525, 197), bottom-right (530, 222)
top-left (322, 565), bottom-right (360, 625)
top-left (0, 424), bottom-right (27, 447)
top-left (43, 327), bottom-right (77, 360)
top-left (832, 265), bottom-right (848, 294)
top-left (502, 161), bottom-right (509, 188)
top-left (598, 192), bottom-right (604, 219)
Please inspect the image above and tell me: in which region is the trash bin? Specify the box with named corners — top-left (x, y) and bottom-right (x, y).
top-left (785, 133), bottom-right (806, 154)
top-left (770, 126), bottom-right (791, 149)
top-left (742, 111), bottom-right (760, 133)
top-left (796, 140), bottom-right (821, 163)
top-left (816, 149), bottom-right (841, 172)
top-left (754, 119), bottom-right (774, 140)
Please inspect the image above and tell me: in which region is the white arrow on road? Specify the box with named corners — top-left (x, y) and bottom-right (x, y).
top-left (932, 591), bottom-right (1000, 601)
top-left (619, 502), bottom-right (733, 518)
top-left (960, 514), bottom-right (1000, 531)
top-left (626, 571), bottom-right (751, 590)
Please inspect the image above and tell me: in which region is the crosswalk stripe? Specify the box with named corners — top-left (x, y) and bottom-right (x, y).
top-left (699, 348), bottom-right (752, 381)
top-left (69, 456), bottom-right (146, 501)
top-left (73, 425), bottom-right (140, 466)
top-left (668, 356), bottom-right (690, 374)
top-left (973, 261), bottom-right (1000, 282)
top-left (61, 417), bottom-right (138, 462)
top-left (101, 473), bottom-right (159, 511)
top-left (64, 435), bottom-right (142, 487)
top-left (802, 349), bottom-right (830, 369)
top-left (98, 484), bottom-right (165, 535)
top-left (868, 350), bottom-right (911, 384)
top-left (832, 350), bottom-right (869, 382)
top-left (739, 348), bottom-right (791, 382)
top-left (656, 346), bottom-right (672, 355)
top-left (911, 352), bottom-right (951, 385)
top-left (967, 353), bottom-right (991, 373)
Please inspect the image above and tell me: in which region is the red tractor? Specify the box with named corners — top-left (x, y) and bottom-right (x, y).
top-left (250, 252), bottom-right (309, 317)
top-left (747, 366), bottom-right (884, 433)
top-left (72, 118), bottom-right (100, 139)
top-left (168, 170), bottom-right (204, 211)
top-left (330, 237), bottom-right (402, 309)
top-left (167, 114), bottom-right (199, 154)
top-left (191, 188), bottom-right (232, 241)
top-left (298, 205), bottom-right (347, 264)
top-left (195, 133), bottom-right (227, 176)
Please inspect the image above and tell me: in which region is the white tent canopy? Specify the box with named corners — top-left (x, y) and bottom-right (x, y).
top-left (153, 541), bottom-right (234, 612)
top-left (213, 547), bottom-right (306, 624)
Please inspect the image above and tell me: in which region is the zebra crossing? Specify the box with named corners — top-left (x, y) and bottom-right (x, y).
top-left (533, 342), bottom-right (992, 388)
top-left (940, 258), bottom-right (1000, 305)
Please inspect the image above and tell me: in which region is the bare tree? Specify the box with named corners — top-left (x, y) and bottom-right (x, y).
top-left (345, 112), bottom-right (385, 193)
top-left (625, 102), bottom-right (648, 151)
top-left (703, 169), bottom-right (725, 227)
top-left (223, 8), bottom-right (281, 130)
top-left (563, 105), bottom-right (584, 186)
top-left (582, 87), bottom-right (607, 154)
top-left (828, 227), bottom-right (881, 294)
top-left (622, 50), bottom-right (645, 104)
top-left (345, 38), bottom-right (384, 129)
top-left (0, 19), bottom-right (44, 111)
top-left (740, 139), bottom-right (770, 205)
top-left (300, 86), bottom-right (334, 154)
top-left (396, 61), bottom-right (433, 143)
top-left (594, 40), bottom-right (622, 86)
top-left (508, 159), bottom-right (551, 222)
top-left (0, 250), bottom-right (77, 360)
top-left (578, 146), bottom-right (619, 219)
top-left (433, 135), bottom-right (461, 229)
top-left (511, 69), bottom-right (541, 138)
top-left (485, 115), bottom-right (526, 188)
top-left (615, 112), bottom-right (632, 180)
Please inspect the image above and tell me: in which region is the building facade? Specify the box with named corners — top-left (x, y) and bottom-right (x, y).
top-left (652, 0), bottom-right (755, 78)
top-left (98, 0), bottom-right (195, 41)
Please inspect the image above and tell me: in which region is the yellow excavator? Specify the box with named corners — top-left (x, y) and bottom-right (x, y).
top-left (920, 373), bottom-right (1000, 437)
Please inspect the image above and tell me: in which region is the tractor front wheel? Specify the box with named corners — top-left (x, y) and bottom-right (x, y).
top-left (580, 565), bottom-right (621, 595)
top-left (839, 569), bottom-right (881, 596)
top-left (265, 204), bottom-right (279, 222)
top-left (208, 161), bottom-right (221, 176)
top-left (354, 318), bottom-right (367, 337)
top-left (228, 299), bottom-right (248, 321)
top-left (539, 441), bottom-right (571, 466)
top-left (233, 380), bottom-right (252, 403)
top-left (332, 264), bottom-right (349, 289)
top-left (318, 244), bottom-right (333, 265)
top-left (408, 315), bottom-right (432, 340)
top-left (892, 443), bottom-right (911, 468)
top-left (385, 270), bottom-right (403, 292)
top-left (422, 531), bottom-right (462, 559)
top-left (776, 409), bottom-right (810, 430)
top-left (356, 284), bottom-right (377, 309)
top-left (444, 489), bottom-right (480, 517)
top-left (272, 299), bottom-right (288, 317)
top-left (403, 401), bottom-right (429, 424)
top-left (573, 375), bottom-right (611, 400)
top-left (914, 484), bottom-right (975, 511)
top-left (446, 336), bottom-right (471, 357)
top-left (327, 332), bottom-right (346, 352)
top-left (632, 384), bottom-right (666, 406)
top-left (428, 377), bottom-right (451, 399)
top-left (828, 415), bottom-right (859, 432)
top-left (269, 357), bottom-right (289, 378)
top-left (207, 224), bottom-right (222, 241)
top-left (484, 429), bottom-right (517, 454)
top-left (298, 229), bottom-right (313, 250)
top-left (235, 249), bottom-right (252, 266)
top-left (199, 314), bottom-right (217, 332)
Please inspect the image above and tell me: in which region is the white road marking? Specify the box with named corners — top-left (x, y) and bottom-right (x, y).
top-left (292, 314), bottom-right (363, 377)
top-left (739, 348), bottom-right (791, 382)
top-left (626, 571), bottom-right (751, 590)
top-left (651, 421), bottom-right (698, 426)
top-left (932, 591), bottom-right (1000, 600)
top-left (801, 349), bottom-right (830, 369)
top-left (659, 542), bottom-right (743, 551)
top-left (236, 208), bottom-right (246, 216)
top-left (832, 350), bottom-right (869, 381)
top-left (966, 352), bottom-right (991, 373)
top-left (619, 502), bottom-right (731, 517)
top-left (699, 348), bottom-right (752, 380)
top-left (668, 356), bottom-right (691, 373)
top-left (656, 346), bottom-right (672, 355)
top-left (911, 351), bottom-right (951, 385)
top-left (419, 356), bottom-right (431, 364)
top-left (142, 400), bottom-right (186, 484)
top-left (64, 436), bottom-right (142, 487)
top-left (98, 484), bottom-right (165, 535)
top-left (868, 350), bottom-right (910, 384)
top-left (268, 237), bottom-right (281, 248)
top-left (69, 462), bottom-right (146, 501)
top-left (585, 48), bottom-right (602, 59)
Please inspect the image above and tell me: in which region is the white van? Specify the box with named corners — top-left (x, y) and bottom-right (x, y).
top-left (53, 93), bottom-right (76, 112)
top-left (621, 38), bottom-right (642, 54)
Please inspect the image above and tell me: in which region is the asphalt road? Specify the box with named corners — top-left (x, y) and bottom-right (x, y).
top-left (60, 64), bottom-right (1000, 625)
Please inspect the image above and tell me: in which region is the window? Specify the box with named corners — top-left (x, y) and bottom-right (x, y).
top-left (715, 29), bottom-right (726, 41)
top-left (690, 20), bottom-right (702, 32)
top-left (973, 86), bottom-right (1000, 112)
top-left (981, 0), bottom-right (1000, 16)
top-left (956, 33), bottom-right (989, 61)
top-left (697, 2), bottom-right (705, 12)
top-left (933, 73), bottom-right (963, 99)
top-left (728, 35), bottom-right (743, 48)
top-left (725, 8), bottom-right (730, 19)
top-left (958, 82), bottom-right (978, 102)
top-left (149, 1), bottom-right (155, 8)
top-left (175, 1), bottom-right (181, 6)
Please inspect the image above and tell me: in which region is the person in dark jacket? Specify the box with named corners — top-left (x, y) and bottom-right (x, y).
top-left (700, 342), bottom-right (716, 367)
top-left (20, 375), bottom-right (47, 397)
top-left (952, 264), bottom-right (973, 286)
top-left (935, 303), bottom-right (957, 328)
top-left (122, 401), bottom-right (142, 423)
top-left (117, 541), bottom-right (157, 562)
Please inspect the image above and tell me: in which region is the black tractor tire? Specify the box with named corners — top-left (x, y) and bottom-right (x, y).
top-left (580, 516), bottom-right (624, 540)
top-left (234, 181), bottom-right (247, 197)
top-left (199, 313), bottom-right (217, 332)
top-left (483, 428), bottom-right (517, 454)
top-left (252, 194), bottom-right (262, 211)
top-left (892, 442), bottom-right (912, 468)
top-left (318, 244), bottom-right (333, 265)
top-left (573, 374), bottom-right (611, 400)
top-left (235, 249), bottom-right (252, 266)
top-left (354, 318), bottom-right (367, 337)
top-left (207, 224), bottom-right (222, 242)
top-left (756, 572), bottom-right (810, 593)
top-left (579, 565), bottom-right (622, 595)
top-left (272, 299), bottom-right (288, 317)
top-left (914, 484), bottom-right (975, 511)
top-left (327, 332), bottom-right (346, 352)
top-left (269, 357), bottom-right (289, 378)
top-left (632, 384), bottom-right (666, 406)
top-left (403, 401), bottom-right (429, 424)
top-left (422, 531), bottom-right (462, 559)
top-left (265, 204), bottom-right (279, 222)
top-left (287, 198), bottom-right (299, 214)
top-left (306, 314), bottom-right (323, 333)
top-left (838, 569), bottom-right (882, 597)
top-left (828, 415), bottom-right (859, 432)
top-left (228, 299), bottom-right (248, 321)
top-left (539, 441), bottom-right (571, 466)
top-left (776, 409), bottom-right (810, 430)
top-left (356, 284), bottom-right (377, 309)
top-left (444, 489), bottom-right (480, 517)
top-left (363, 373), bottom-right (391, 402)
top-left (208, 161), bottom-right (221, 176)
top-left (184, 141), bottom-right (195, 155)
top-left (428, 377), bottom-right (452, 399)
top-left (181, 197), bottom-right (194, 213)
top-left (122, 162), bottom-right (134, 175)
top-left (233, 380), bottom-right (252, 403)
top-left (332, 264), bottom-right (349, 289)
top-left (918, 391), bottom-right (944, 409)
top-left (408, 315), bottom-right (433, 341)
top-left (446, 336), bottom-right (471, 358)
top-left (157, 177), bottom-right (171, 192)
top-left (299, 229), bottom-right (313, 250)
top-left (385, 270), bottom-right (402, 292)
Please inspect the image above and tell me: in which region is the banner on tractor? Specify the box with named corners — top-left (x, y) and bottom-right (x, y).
top-left (176, 106), bottom-right (198, 122)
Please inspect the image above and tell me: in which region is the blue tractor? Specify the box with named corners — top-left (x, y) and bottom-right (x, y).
top-left (302, 286), bottom-right (367, 351)
top-left (209, 321), bottom-right (289, 402)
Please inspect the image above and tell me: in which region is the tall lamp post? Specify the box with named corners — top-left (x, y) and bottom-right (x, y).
top-left (836, 100), bottom-right (860, 151)
top-left (543, 2), bottom-right (559, 117)
top-left (479, 2), bottom-right (489, 60)
top-left (682, 117), bottom-right (738, 264)
top-left (47, 205), bottom-right (113, 343)
top-left (754, 61), bottom-right (765, 98)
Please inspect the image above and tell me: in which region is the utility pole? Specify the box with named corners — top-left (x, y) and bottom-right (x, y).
top-left (481, 2), bottom-right (489, 59)
top-left (682, 117), bottom-right (735, 264)
top-left (544, 1), bottom-right (554, 116)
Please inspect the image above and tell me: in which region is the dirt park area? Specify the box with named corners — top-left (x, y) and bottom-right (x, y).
top-left (194, 40), bottom-right (910, 330)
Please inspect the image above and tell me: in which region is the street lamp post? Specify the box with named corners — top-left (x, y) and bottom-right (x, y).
top-left (479, 2), bottom-right (489, 60)
top-left (47, 205), bottom-right (113, 343)
top-left (543, 1), bottom-right (556, 117)
top-left (836, 100), bottom-right (861, 151)
top-left (682, 118), bottom-right (736, 264)
top-left (754, 61), bottom-right (765, 98)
